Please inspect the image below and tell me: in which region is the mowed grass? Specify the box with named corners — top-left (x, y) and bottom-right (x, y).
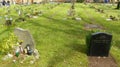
top-left (0, 3), bottom-right (120, 67)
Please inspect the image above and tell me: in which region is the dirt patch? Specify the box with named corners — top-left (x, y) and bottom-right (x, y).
top-left (88, 55), bottom-right (118, 67)
top-left (84, 24), bottom-right (105, 31)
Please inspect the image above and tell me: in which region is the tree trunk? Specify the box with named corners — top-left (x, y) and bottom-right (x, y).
top-left (116, 1), bottom-right (120, 9)
top-left (31, 0), bottom-right (33, 4)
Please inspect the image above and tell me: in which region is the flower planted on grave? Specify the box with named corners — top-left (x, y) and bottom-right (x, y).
top-left (38, 11), bottom-right (42, 15)
top-left (15, 17), bottom-right (26, 22)
top-left (32, 9), bottom-right (39, 16)
top-left (5, 17), bottom-right (12, 26)
top-left (25, 13), bottom-right (32, 18)
top-left (33, 12), bottom-right (38, 16)
top-left (108, 15), bottom-right (119, 21)
top-left (15, 10), bottom-right (26, 22)
top-left (97, 9), bottom-right (104, 13)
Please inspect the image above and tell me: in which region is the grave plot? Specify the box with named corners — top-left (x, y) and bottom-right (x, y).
top-left (86, 32), bottom-right (118, 67)
top-left (1, 28), bottom-right (40, 64)
top-left (106, 15), bottom-right (120, 21)
top-left (88, 56), bottom-right (117, 67)
top-left (84, 24), bottom-right (105, 30)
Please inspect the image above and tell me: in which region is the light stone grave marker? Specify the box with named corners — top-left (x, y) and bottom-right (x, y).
top-left (14, 28), bottom-right (35, 50)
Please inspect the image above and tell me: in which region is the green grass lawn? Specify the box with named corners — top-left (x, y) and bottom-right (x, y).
top-left (0, 3), bottom-right (120, 67)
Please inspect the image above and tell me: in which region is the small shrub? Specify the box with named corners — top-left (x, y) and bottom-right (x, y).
top-left (0, 33), bottom-right (18, 54)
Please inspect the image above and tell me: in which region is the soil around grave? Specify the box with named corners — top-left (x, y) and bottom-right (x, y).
top-left (88, 55), bottom-right (118, 67)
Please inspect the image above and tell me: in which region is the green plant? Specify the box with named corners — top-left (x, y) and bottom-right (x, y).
top-left (0, 33), bottom-right (18, 53)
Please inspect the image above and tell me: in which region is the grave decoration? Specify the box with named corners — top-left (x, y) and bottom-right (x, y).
top-left (14, 28), bottom-right (35, 53)
top-left (24, 8), bottom-right (32, 18)
top-left (97, 9), bottom-right (104, 13)
top-left (109, 15), bottom-right (120, 21)
top-left (32, 9), bottom-right (39, 16)
top-left (15, 17), bottom-right (26, 22)
top-left (33, 9), bottom-right (42, 16)
top-left (2, 28), bottom-right (40, 63)
top-left (5, 17), bottom-right (13, 26)
top-left (14, 28), bottom-right (40, 61)
top-left (25, 13), bottom-right (32, 18)
top-left (15, 9), bottom-right (26, 22)
top-left (106, 15), bottom-right (119, 21)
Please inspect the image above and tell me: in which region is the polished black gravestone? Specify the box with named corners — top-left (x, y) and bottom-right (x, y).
top-left (86, 32), bottom-right (112, 57)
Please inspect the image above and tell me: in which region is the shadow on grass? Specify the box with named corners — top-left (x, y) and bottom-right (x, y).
top-left (27, 16), bottom-right (89, 67)
top-left (42, 15), bottom-right (80, 28)
top-left (47, 40), bottom-right (87, 67)
top-left (66, 42), bottom-right (87, 54)
top-left (47, 48), bottom-right (74, 67)
top-left (28, 18), bottom-right (87, 39)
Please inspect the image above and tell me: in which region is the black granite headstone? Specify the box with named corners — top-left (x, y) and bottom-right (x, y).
top-left (86, 32), bottom-right (112, 57)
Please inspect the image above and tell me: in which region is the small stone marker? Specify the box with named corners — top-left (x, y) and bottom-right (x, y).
top-left (75, 17), bottom-right (81, 21)
top-left (86, 32), bottom-right (112, 57)
top-left (18, 10), bottom-right (22, 16)
top-left (14, 28), bottom-right (35, 50)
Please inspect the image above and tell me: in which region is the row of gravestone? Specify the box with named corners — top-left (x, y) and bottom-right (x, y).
top-left (89, 5), bottom-right (120, 21)
top-left (4, 6), bottom-right (43, 26)
top-left (15, 28), bottom-right (112, 57)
